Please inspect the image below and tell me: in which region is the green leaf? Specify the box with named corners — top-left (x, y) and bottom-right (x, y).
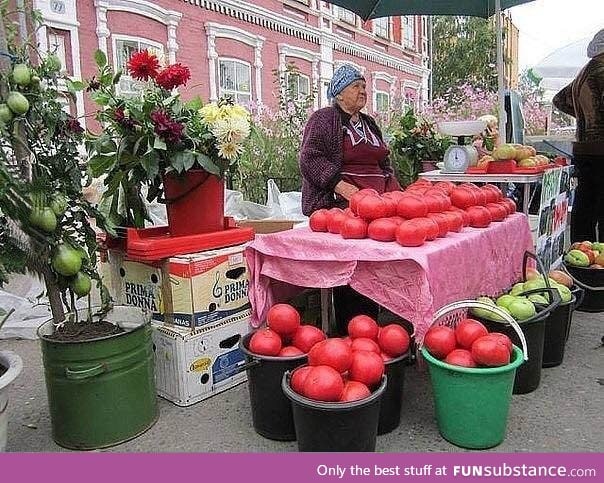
top-left (140, 154), bottom-right (159, 180)
top-left (66, 80), bottom-right (85, 93)
top-left (94, 49), bottom-right (107, 68)
top-left (153, 137), bottom-right (167, 150)
top-left (88, 154), bottom-right (116, 177)
top-left (113, 71), bottom-right (123, 85)
top-left (91, 91), bottom-right (111, 106)
top-left (185, 96), bottom-right (203, 111)
top-left (195, 154), bottom-right (220, 176)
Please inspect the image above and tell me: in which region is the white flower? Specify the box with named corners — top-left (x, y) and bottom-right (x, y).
top-left (217, 141), bottom-right (243, 160)
top-left (211, 117), bottom-right (250, 144)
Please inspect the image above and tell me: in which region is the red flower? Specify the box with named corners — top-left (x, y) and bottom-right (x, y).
top-left (113, 107), bottom-right (136, 130)
top-left (127, 50), bottom-right (160, 81)
top-left (150, 109), bottom-right (184, 144)
top-left (66, 116), bottom-right (84, 135)
top-left (155, 64), bottom-right (191, 90)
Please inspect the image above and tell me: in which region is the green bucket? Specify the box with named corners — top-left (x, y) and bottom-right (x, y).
top-left (38, 306), bottom-right (159, 450)
top-left (422, 345), bottom-right (524, 450)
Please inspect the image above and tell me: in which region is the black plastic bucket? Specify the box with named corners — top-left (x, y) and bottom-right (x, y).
top-left (480, 315), bottom-right (546, 394)
top-left (542, 297), bottom-right (575, 368)
top-left (239, 333), bottom-right (307, 441)
top-left (282, 371), bottom-right (387, 452)
top-left (566, 286), bottom-right (585, 343)
top-left (565, 264), bottom-right (604, 313)
top-left (378, 352), bottom-right (409, 435)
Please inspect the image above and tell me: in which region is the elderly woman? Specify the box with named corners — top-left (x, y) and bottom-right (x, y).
top-left (299, 64), bottom-right (401, 334)
top-left (299, 64), bottom-right (401, 215)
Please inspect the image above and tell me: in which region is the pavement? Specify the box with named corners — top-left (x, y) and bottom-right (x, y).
top-left (1, 310), bottom-right (602, 453)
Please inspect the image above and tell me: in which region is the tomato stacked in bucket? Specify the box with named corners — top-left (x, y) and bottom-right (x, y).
top-left (424, 319), bottom-right (514, 368)
top-left (248, 306), bottom-right (411, 403)
top-left (309, 181), bottom-right (516, 247)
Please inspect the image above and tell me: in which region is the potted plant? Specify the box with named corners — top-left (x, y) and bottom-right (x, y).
top-left (0, 9), bottom-right (157, 450)
top-left (387, 109), bottom-right (452, 186)
top-left (83, 50), bottom-right (251, 235)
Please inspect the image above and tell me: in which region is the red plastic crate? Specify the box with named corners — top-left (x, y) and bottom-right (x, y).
top-left (487, 160), bottom-right (517, 174)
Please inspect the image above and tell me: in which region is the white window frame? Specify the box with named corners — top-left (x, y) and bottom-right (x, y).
top-left (48, 32), bottom-right (67, 74)
top-left (334, 6), bottom-right (357, 25)
top-left (374, 90), bottom-right (390, 113)
top-left (286, 71), bottom-right (311, 101)
top-left (402, 16), bottom-right (415, 49)
top-left (373, 17), bottom-right (390, 39)
top-left (218, 57), bottom-right (253, 105)
top-left (112, 35), bottom-right (165, 96)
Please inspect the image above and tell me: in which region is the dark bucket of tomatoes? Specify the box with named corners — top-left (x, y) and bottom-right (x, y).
top-left (377, 351), bottom-right (410, 435)
top-left (282, 372), bottom-right (387, 452)
top-left (239, 332), bottom-right (307, 441)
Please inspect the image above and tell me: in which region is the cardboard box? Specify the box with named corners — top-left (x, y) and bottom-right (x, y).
top-left (237, 219), bottom-right (297, 234)
top-left (152, 310), bottom-right (251, 406)
top-left (107, 244), bottom-right (251, 329)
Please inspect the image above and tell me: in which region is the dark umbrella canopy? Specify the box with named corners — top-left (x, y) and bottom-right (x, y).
top-left (325, 0), bottom-right (534, 20)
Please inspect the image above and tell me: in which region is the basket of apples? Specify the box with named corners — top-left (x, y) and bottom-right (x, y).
top-left (421, 300), bottom-right (528, 450)
top-left (281, 316), bottom-right (411, 452)
top-left (563, 241), bottom-right (604, 313)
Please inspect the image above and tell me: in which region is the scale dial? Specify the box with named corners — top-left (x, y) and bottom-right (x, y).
top-left (443, 146), bottom-right (471, 172)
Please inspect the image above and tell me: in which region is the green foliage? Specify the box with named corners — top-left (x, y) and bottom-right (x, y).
top-left (432, 16), bottom-right (498, 98)
top-left (385, 109), bottom-right (452, 187)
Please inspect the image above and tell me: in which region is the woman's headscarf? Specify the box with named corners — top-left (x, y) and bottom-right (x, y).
top-left (327, 64), bottom-right (365, 100)
top-left (587, 29), bottom-right (604, 58)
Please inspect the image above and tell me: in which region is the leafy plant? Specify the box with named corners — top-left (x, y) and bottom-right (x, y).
top-left (83, 50), bottom-right (251, 227)
top-left (0, 5), bottom-right (110, 325)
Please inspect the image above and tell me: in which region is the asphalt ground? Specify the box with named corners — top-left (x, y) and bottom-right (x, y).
top-left (1, 310), bottom-right (602, 453)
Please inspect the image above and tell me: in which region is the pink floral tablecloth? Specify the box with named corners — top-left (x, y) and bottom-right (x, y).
top-left (245, 213), bottom-right (533, 341)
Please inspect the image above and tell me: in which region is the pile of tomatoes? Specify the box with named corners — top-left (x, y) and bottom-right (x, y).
top-left (309, 180), bottom-right (517, 247)
top-left (423, 319), bottom-right (515, 368)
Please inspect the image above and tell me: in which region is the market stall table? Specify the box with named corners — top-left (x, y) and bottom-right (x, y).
top-left (245, 213), bottom-right (533, 341)
top-left (418, 170), bottom-right (545, 215)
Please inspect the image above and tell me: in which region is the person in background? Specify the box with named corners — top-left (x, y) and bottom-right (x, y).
top-left (553, 29), bottom-right (604, 242)
top-left (299, 64), bottom-right (401, 334)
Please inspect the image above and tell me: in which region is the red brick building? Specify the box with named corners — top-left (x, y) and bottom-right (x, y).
top-left (34, 0), bottom-right (431, 131)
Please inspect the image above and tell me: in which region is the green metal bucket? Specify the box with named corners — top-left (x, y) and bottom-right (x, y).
top-left (38, 306), bottom-right (159, 450)
top-left (422, 346), bottom-right (524, 450)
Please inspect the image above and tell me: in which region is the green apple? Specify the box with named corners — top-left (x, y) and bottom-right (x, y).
top-left (510, 282), bottom-right (526, 296)
top-left (524, 278), bottom-right (546, 291)
top-left (564, 249), bottom-right (590, 267)
top-left (471, 296), bottom-right (495, 319)
top-left (487, 305), bottom-right (512, 322)
top-left (496, 294), bottom-right (516, 309)
top-left (493, 143), bottom-right (517, 160)
top-left (553, 283), bottom-right (573, 303)
top-left (593, 242), bottom-right (604, 253)
top-left (508, 298), bottom-right (536, 321)
top-left (528, 294), bottom-right (549, 305)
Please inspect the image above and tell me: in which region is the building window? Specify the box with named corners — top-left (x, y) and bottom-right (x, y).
top-left (422, 16), bottom-right (428, 37)
top-left (334, 6), bottom-right (356, 25)
top-left (48, 33), bottom-right (67, 73)
top-left (403, 16), bottom-right (415, 48)
top-left (286, 72), bottom-right (310, 100)
top-left (114, 37), bottom-right (164, 96)
top-left (219, 59), bottom-right (252, 104)
top-left (373, 17), bottom-right (390, 39)
top-left (375, 91), bottom-right (390, 113)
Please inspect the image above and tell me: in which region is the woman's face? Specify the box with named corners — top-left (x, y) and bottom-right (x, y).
top-left (337, 79), bottom-right (367, 113)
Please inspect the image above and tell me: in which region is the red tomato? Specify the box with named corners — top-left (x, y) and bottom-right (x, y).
top-left (450, 207), bottom-right (471, 227)
top-left (396, 220), bottom-right (427, 247)
top-left (383, 191), bottom-right (406, 203)
top-left (455, 318), bottom-right (488, 350)
top-left (292, 325), bottom-right (327, 353)
top-left (341, 216), bottom-right (368, 239)
top-left (465, 206), bottom-right (492, 228)
top-left (397, 197), bottom-right (429, 218)
top-left (351, 337), bottom-right (381, 354)
top-left (377, 324), bottom-right (410, 357)
top-left (249, 329), bottom-right (282, 356)
top-left (471, 335), bottom-right (511, 367)
top-left (433, 181), bottom-right (456, 194)
top-left (267, 304), bottom-right (301, 338)
top-left (473, 190), bottom-right (488, 206)
top-left (340, 380), bottom-right (371, 402)
top-left (424, 326), bottom-right (457, 359)
top-left (302, 365), bottom-right (344, 402)
top-left (485, 203), bottom-right (507, 222)
top-left (443, 211), bottom-right (464, 232)
top-left (278, 345), bottom-right (305, 357)
top-left (341, 336), bottom-right (353, 346)
top-left (410, 217), bottom-right (439, 241)
top-left (350, 189), bottom-right (378, 215)
top-left (450, 187), bottom-right (476, 209)
top-left (427, 213), bottom-right (450, 237)
top-left (348, 350), bottom-right (385, 387)
top-left (480, 186), bottom-right (498, 204)
top-left (484, 184), bottom-right (503, 201)
top-left (424, 194), bottom-right (445, 213)
top-left (502, 198), bottom-right (517, 215)
top-left (309, 209), bottom-right (330, 232)
top-left (327, 209), bottom-right (347, 234)
top-left (380, 352), bottom-right (393, 362)
top-left (348, 315), bottom-right (379, 340)
top-left (485, 332), bottom-right (513, 354)
top-left (444, 349), bottom-right (478, 368)
top-left (357, 195), bottom-right (389, 220)
top-left (389, 216), bottom-right (406, 226)
top-left (291, 366), bottom-right (313, 395)
top-left (382, 198), bottom-right (397, 217)
top-left (308, 338), bottom-right (353, 373)
top-left (367, 218), bottom-right (398, 242)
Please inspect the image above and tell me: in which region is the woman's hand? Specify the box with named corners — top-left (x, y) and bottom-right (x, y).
top-left (334, 180), bottom-right (359, 201)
